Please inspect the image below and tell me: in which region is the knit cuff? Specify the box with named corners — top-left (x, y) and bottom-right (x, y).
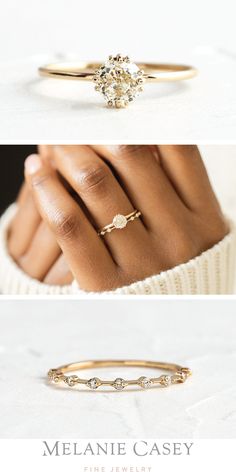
top-left (109, 228), bottom-right (236, 294)
top-left (1, 203), bottom-right (236, 295)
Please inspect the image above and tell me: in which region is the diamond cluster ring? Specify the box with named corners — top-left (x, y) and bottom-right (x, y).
top-left (48, 360), bottom-right (192, 391)
top-left (39, 54), bottom-right (197, 108)
top-left (98, 210), bottom-right (141, 236)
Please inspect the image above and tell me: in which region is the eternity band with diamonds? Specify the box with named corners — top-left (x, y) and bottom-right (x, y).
top-left (98, 210), bottom-right (141, 236)
top-left (39, 53), bottom-right (197, 108)
top-left (47, 359), bottom-right (192, 391)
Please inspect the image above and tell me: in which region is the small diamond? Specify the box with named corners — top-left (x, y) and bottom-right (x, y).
top-left (160, 375), bottom-right (172, 387)
top-left (64, 375), bottom-right (78, 387)
top-left (113, 378), bottom-right (126, 390)
top-left (139, 376), bottom-right (152, 389)
top-left (94, 54), bottom-right (145, 108)
top-left (87, 377), bottom-right (101, 389)
top-left (113, 214), bottom-right (127, 229)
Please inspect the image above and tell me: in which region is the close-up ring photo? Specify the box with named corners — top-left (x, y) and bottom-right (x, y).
top-left (0, 144), bottom-right (236, 295)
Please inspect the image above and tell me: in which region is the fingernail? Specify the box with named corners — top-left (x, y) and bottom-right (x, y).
top-left (24, 154), bottom-right (42, 174)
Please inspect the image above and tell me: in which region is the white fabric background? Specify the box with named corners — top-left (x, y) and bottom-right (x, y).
top-left (0, 299), bottom-right (235, 438)
top-left (0, 0), bottom-right (235, 141)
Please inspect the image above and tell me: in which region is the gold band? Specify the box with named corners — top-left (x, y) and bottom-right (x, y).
top-left (48, 359), bottom-right (192, 390)
top-left (98, 210), bottom-right (141, 236)
top-left (39, 61), bottom-right (197, 83)
top-left (38, 54), bottom-right (197, 108)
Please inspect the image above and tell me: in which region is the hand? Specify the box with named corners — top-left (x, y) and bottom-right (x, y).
top-left (20, 145), bottom-right (228, 292)
top-left (8, 182), bottom-right (73, 285)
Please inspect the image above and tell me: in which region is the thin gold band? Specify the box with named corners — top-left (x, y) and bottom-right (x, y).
top-left (39, 62), bottom-right (197, 83)
top-left (48, 359), bottom-right (192, 390)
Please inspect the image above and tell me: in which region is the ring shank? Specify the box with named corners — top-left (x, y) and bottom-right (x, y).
top-left (39, 62), bottom-right (197, 83)
top-left (58, 359), bottom-right (183, 373)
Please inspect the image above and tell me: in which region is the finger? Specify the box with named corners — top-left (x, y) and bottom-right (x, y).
top-left (24, 154), bottom-right (116, 291)
top-left (38, 144), bottom-right (80, 198)
top-left (8, 186), bottom-right (41, 260)
top-left (16, 182), bottom-right (30, 207)
top-left (43, 254), bottom-right (74, 285)
top-left (38, 145), bottom-right (55, 166)
top-left (49, 145), bottom-right (147, 266)
top-left (18, 222), bottom-right (62, 281)
top-left (157, 145), bottom-right (221, 212)
top-left (91, 145), bottom-right (187, 231)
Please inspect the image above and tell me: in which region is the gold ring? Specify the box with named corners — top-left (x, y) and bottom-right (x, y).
top-left (98, 210), bottom-right (141, 236)
top-left (48, 359), bottom-right (192, 391)
top-left (39, 53), bottom-right (197, 108)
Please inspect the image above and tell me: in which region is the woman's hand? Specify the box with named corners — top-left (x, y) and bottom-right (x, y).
top-left (8, 182), bottom-right (73, 285)
top-left (19, 144), bottom-right (228, 292)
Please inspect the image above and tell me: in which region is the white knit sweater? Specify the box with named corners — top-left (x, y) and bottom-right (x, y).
top-left (0, 204), bottom-right (236, 295)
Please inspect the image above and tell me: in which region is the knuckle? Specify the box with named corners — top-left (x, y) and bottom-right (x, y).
top-left (52, 209), bottom-right (79, 240)
top-left (114, 145), bottom-right (145, 161)
top-left (30, 172), bottom-right (51, 189)
top-left (78, 163), bottom-right (110, 194)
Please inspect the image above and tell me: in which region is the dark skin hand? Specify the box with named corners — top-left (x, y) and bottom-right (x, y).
top-left (8, 145), bottom-right (228, 291)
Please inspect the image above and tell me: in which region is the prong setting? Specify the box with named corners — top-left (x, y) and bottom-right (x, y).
top-left (94, 54), bottom-right (145, 108)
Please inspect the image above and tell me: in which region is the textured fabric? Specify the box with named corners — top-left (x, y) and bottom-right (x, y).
top-left (1, 203), bottom-right (236, 295)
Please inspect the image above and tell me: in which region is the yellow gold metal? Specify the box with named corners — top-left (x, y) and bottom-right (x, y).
top-left (39, 54), bottom-right (197, 108)
top-left (48, 359), bottom-right (192, 391)
top-left (39, 62), bottom-right (197, 82)
top-left (98, 210), bottom-right (141, 236)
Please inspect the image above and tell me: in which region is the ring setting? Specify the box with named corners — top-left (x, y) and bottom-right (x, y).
top-left (47, 360), bottom-right (192, 392)
top-left (94, 54), bottom-right (145, 108)
top-left (98, 210), bottom-right (141, 236)
top-left (39, 55), bottom-right (197, 109)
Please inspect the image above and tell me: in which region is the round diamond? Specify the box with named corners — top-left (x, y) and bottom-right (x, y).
top-left (139, 376), bottom-right (152, 389)
top-left (113, 214), bottom-right (127, 229)
top-left (87, 377), bottom-right (100, 389)
top-left (65, 375), bottom-right (78, 387)
top-left (113, 378), bottom-right (126, 390)
top-left (94, 54), bottom-right (145, 108)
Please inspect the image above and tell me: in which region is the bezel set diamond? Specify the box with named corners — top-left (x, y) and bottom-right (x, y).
top-left (48, 367), bottom-right (190, 391)
top-left (94, 54), bottom-right (145, 108)
top-left (138, 376), bottom-right (153, 389)
top-left (87, 377), bottom-right (101, 389)
top-left (113, 378), bottom-right (127, 390)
